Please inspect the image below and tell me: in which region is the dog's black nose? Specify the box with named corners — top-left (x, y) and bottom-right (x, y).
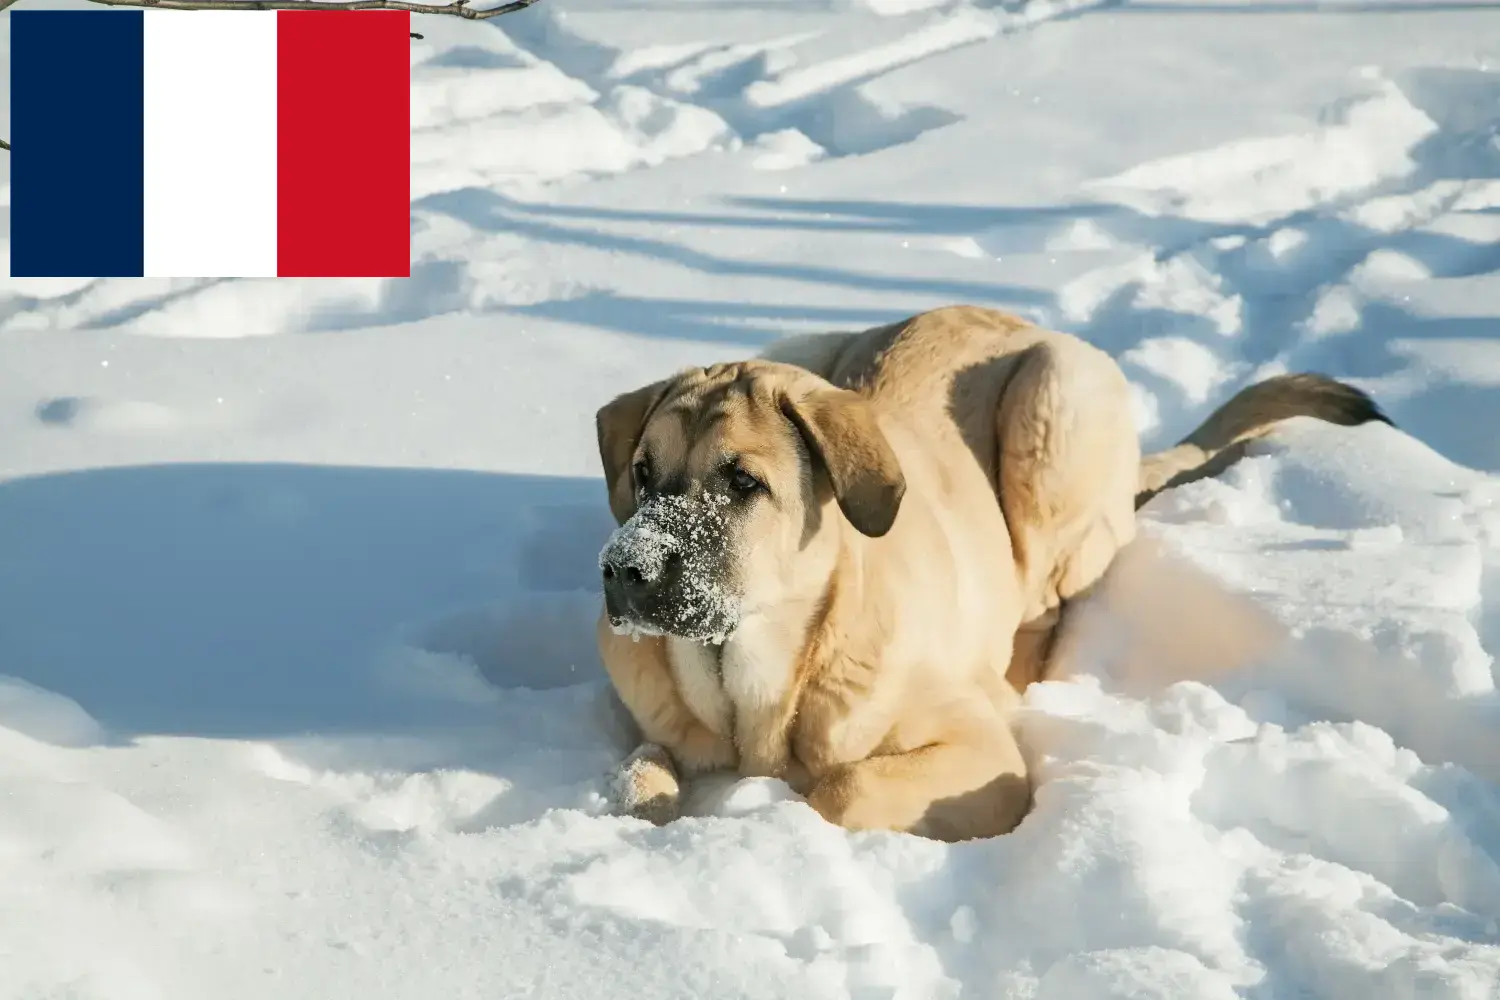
top-left (601, 548), bottom-right (682, 601)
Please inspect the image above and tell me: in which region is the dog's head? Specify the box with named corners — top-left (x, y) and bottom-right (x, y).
top-left (594, 360), bottom-right (906, 643)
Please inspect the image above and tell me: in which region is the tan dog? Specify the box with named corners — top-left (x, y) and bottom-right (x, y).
top-left (594, 305), bottom-right (1389, 841)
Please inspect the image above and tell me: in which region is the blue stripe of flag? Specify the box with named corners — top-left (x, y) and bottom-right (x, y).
top-left (11, 11), bottom-right (146, 278)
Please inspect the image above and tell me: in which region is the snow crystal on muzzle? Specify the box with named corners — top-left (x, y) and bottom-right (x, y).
top-left (599, 494), bottom-right (740, 644)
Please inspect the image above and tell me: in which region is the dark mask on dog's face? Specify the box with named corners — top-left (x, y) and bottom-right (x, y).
top-left (599, 492), bottom-right (741, 644)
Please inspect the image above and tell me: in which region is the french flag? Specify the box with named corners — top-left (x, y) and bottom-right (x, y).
top-left (10, 9), bottom-right (411, 279)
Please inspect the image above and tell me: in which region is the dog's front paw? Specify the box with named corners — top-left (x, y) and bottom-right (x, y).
top-left (612, 742), bottom-right (682, 826)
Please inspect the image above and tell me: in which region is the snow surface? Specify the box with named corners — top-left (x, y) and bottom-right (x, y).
top-left (3, 0), bottom-right (1500, 997)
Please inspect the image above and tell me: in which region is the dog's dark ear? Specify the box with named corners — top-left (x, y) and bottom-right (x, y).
top-left (782, 388), bottom-right (905, 538)
top-left (596, 379), bottom-right (671, 524)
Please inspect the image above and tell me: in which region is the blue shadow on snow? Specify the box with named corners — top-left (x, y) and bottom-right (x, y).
top-left (0, 463), bottom-right (616, 741)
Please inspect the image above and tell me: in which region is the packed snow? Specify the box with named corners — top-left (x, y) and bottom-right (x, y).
top-left (2, 0), bottom-right (1500, 997)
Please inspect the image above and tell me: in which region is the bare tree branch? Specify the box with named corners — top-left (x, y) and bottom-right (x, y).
top-left (0, 0), bottom-right (540, 149)
top-left (0, 0), bottom-right (538, 15)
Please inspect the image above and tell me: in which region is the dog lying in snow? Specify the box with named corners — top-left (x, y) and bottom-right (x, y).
top-left (592, 304), bottom-right (1390, 841)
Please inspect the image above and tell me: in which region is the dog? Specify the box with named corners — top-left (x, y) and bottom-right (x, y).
top-left (592, 304), bottom-right (1389, 841)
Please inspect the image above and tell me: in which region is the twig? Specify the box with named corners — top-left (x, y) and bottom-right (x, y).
top-left (0, 0), bottom-right (541, 149)
top-left (0, 0), bottom-right (540, 16)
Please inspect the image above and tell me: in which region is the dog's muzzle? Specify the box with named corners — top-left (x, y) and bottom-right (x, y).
top-left (598, 494), bottom-right (739, 643)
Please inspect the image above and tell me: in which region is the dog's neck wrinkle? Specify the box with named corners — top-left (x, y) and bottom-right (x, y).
top-left (798, 556), bottom-right (844, 675)
top-left (796, 525), bottom-right (879, 681)
top-left (811, 485), bottom-right (932, 666)
top-left (702, 641), bottom-right (723, 675)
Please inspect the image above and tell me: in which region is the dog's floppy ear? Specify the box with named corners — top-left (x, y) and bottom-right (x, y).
top-left (781, 388), bottom-right (905, 538)
top-left (596, 379), bottom-right (671, 524)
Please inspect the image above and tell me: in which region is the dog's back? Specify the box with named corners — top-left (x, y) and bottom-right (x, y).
top-left (761, 307), bottom-right (1393, 512)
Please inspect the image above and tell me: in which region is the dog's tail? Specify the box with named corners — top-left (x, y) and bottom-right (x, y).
top-left (1135, 373), bottom-right (1393, 510)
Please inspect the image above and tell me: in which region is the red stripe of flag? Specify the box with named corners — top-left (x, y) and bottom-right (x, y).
top-left (276, 10), bottom-right (410, 278)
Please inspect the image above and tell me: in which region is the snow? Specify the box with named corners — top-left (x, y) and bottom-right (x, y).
top-left (2, 0), bottom-right (1500, 997)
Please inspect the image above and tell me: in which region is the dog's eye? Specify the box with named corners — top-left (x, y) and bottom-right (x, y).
top-left (729, 467), bottom-right (763, 496)
top-left (633, 457), bottom-right (652, 491)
